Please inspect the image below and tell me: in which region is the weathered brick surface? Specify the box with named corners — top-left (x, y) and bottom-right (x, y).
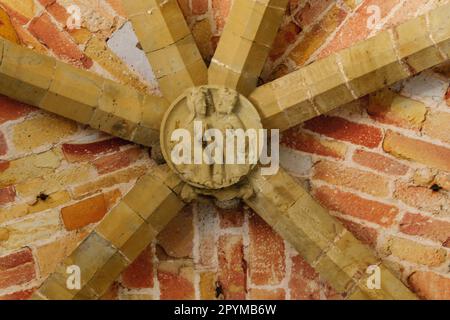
top-left (122, 246), bottom-right (153, 289)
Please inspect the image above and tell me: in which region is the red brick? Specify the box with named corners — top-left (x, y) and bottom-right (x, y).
top-left (0, 131), bottom-right (6, 156)
top-left (281, 128), bottom-right (347, 159)
top-left (0, 288), bottom-right (35, 300)
top-left (0, 161), bottom-right (9, 173)
top-left (384, 130), bottom-right (450, 172)
top-left (61, 194), bottom-right (107, 231)
top-left (40, 0), bottom-right (70, 25)
top-left (353, 149), bottom-right (408, 175)
top-left (93, 147), bottom-right (142, 175)
top-left (400, 213), bottom-right (450, 248)
top-left (218, 234), bottom-right (246, 300)
top-left (212, 0), bottom-right (231, 33)
top-left (384, 0), bottom-right (430, 28)
top-left (318, 0), bottom-right (402, 58)
top-left (338, 218), bottom-right (378, 248)
top-left (0, 95), bottom-right (35, 124)
top-left (295, 0), bottom-right (334, 29)
top-left (313, 160), bottom-right (390, 197)
top-left (62, 138), bottom-right (128, 163)
top-left (0, 249), bottom-right (35, 289)
top-left (314, 186), bottom-right (399, 227)
top-left (158, 262), bottom-right (195, 300)
top-left (394, 182), bottom-right (448, 215)
top-left (446, 87), bottom-right (450, 107)
top-left (408, 271), bottom-right (450, 300)
top-left (289, 255), bottom-right (321, 300)
top-left (192, 0), bottom-right (208, 15)
top-left (290, 4), bottom-right (347, 66)
top-left (28, 13), bottom-right (92, 68)
top-left (122, 246), bottom-right (153, 289)
top-left (304, 116), bottom-right (383, 148)
top-left (269, 21), bottom-right (301, 61)
top-left (248, 288), bottom-right (286, 300)
top-left (218, 205), bottom-right (244, 229)
top-left (197, 204), bottom-right (219, 269)
top-left (248, 214), bottom-right (285, 286)
top-left (0, 186), bottom-right (15, 206)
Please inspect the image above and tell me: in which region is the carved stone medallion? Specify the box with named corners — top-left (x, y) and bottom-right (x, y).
top-left (160, 86), bottom-right (263, 190)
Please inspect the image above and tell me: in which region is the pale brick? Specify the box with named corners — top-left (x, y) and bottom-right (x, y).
top-left (384, 236), bottom-right (447, 267)
top-left (12, 114), bottom-right (77, 152)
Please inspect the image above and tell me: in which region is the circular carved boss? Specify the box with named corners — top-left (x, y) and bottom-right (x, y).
top-left (160, 86), bottom-right (263, 190)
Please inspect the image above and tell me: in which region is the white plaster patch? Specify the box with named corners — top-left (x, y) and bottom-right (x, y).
top-left (279, 146), bottom-right (313, 177)
top-left (107, 22), bottom-right (158, 88)
top-left (400, 71), bottom-right (448, 108)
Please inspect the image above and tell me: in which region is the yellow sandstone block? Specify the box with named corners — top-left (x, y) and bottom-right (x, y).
top-left (395, 15), bottom-right (445, 73)
top-left (90, 80), bottom-right (142, 140)
top-left (427, 4), bottom-right (450, 58)
top-left (0, 41), bottom-right (55, 105)
top-left (40, 61), bottom-right (103, 124)
top-left (96, 201), bottom-right (147, 249)
top-left (119, 222), bottom-right (157, 262)
top-left (83, 252), bottom-right (128, 297)
top-left (338, 30), bottom-right (410, 98)
top-left (62, 232), bottom-right (116, 287)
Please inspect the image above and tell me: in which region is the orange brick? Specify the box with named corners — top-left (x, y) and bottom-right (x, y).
top-left (269, 21), bottom-right (301, 61)
top-left (212, 0), bottom-right (231, 33)
top-left (0, 288), bottom-right (35, 300)
top-left (158, 260), bottom-right (195, 300)
top-left (352, 149), bottom-right (409, 175)
top-left (0, 248), bottom-right (35, 289)
top-left (384, 130), bottom-right (450, 172)
top-left (422, 111), bottom-right (450, 145)
top-left (408, 271), bottom-right (450, 300)
top-left (122, 246), bottom-right (153, 289)
top-left (314, 186), bottom-right (399, 226)
top-left (249, 288), bottom-right (286, 300)
top-left (248, 214), bottom-right (285, 286)
top-left (0, 186), bottom-right (15, 206)
top-left (93, 147), bottom-right (143, 175)
top-left (289, 4), bottom-right (347, 66)
top-left (281, 128), bottom-right (347, 159)
top-left (400, 213), bottom-right (450, 247)
top-left (313, 160), bottom-right (390, 197)
top-left (218, 205), bottom-right (244, 229)
top-left (305, 116), bottom-right (383, 149)
top-left (28, 13), bottom-right (92, 68)
top-left (318, 0), bottom-right (402, 58)
top-left (61, 194), bottom-right (108, 231)
top-left (0, 95), bottom-right (35, 125)
top-left (62, 138), bottom-right (129, 163)
top-left (289, 255), bottom-right (321, 300)
top-left (218, 234), bottom-right (246, 300)
top-left (394, 182), bottom-right (449, 215)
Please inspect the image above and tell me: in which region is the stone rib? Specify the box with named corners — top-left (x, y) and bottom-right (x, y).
top-left (31, 165), bottom-right (186, 300)
top-left (208, 0), bottom-right (289, 96)
top-left (244, 167), bottom-right (417, 300)
top-left (0, 38), bottom-right (168, 147)
top-left (249, 3), bottom-right (450, 132)
top-left (123, 0), bottom-right (208, 102)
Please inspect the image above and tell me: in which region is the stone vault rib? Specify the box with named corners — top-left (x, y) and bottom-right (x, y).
top-left (245, 167), bottom-right (417, 300)
top-left (123, 0), bottom-right (208, 102)
top-left (249, 4), bottom-right (450, 132)
top-left (0, 38), bottom-right (169, 147)
top-left (31, 165), bottom-right (186, 300)
top-left (208, 0), bottom-right (289, 96)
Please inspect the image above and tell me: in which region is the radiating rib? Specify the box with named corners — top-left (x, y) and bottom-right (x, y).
top-left (208, 0), bottom-right (289, 96)
top-left (31, 165), bottom-right (186, 300)
top-left (123, 0), bottom-right (208, 102)
top-left (0, 38), bottom-right (168, 147)
top-left (245, 167), bottom-right (417, 300)
top-left (249, 4), bottom-right (450, 131)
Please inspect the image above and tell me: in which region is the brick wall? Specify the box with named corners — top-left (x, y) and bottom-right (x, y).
top-left (0, 0), bottom-right (449, 300)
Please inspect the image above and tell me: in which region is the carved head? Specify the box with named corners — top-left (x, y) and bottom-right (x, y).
top-left (216, 88), bottom-right (238, 114)
top-left (187, 87), bottom-right (209, 117)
